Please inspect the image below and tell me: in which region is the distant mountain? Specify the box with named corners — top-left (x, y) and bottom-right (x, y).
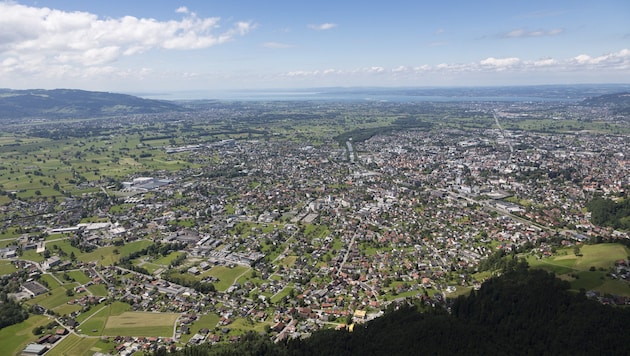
top-left (0, 88), bottom-right (185, 120)
top-left (581, 92), bottom-right (630, 115)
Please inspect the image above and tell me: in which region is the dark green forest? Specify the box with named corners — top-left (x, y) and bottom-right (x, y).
top-left (586, 197), bottom-right (630, 230)
top-left (156, 267), bottom-right (629, 356)
top-left (0, 293), bottom-right (29, 329)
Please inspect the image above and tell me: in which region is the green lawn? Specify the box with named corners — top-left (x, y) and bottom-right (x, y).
top-left (0, 260), bottom-right (17, 275)
top-left (79, 239), bottom-right (153, 266)
top-left (54, 303), bottom-right (83, 317)
top-left (0, 315), bottom-right (49, 356)
top-left (40, 274), bottom-right (62, 289)
top-left (153, 251), bottom-right (184, 266)
top-left (87, 284), bottom-right (109, 296)
top-left (26, 286), bottom-right (82, 310)
top-left (180, 313), bottom-right (220, 343)
top-left (280, 255), bottom-right (297, 267)
top-left (66, 270), bottom-right (92, 284)
top-left (21, 249), bottom-right (45, 263)
top-left (270, 285), bottom-right (295, 304)
top-left (227, 317), bottom-right (271, 335)
top-left (204, 265), bottom-right (250, 292)
top-left (50, 240), bottom-right (82, 261)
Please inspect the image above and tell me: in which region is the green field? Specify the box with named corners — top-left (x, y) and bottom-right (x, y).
top-left (204, 265), bottom-right (250, 292)
top-left (66, 270), bottom-right (92, 284)
top-left (180, 313), bottom-right (220, 343)
top-left (77, 302), bottom-right (131, 337)
top-left (154, 251), bottom-right (185, 266)
top-left (54, 303), bottom-right (83, 317)
top-left (527, 243), bottom-right (630, 296)
top-left (226, 317), bottom-right (271, 335)
top-left (26, 286), bottom-right (87, 312)
top-left (40, 274), bottom-right (62, 289)
top-left (103, 312), bottom-right (178, 337)
top-left (270, 285), bottom-right (295, 304)
top-left (0, 260), bottom-right (17, 275)
top-left (87, 284), bottom-right (109, 296)
top-left (46, 334), bottom-right (104, 356)
top-left (78, 239), bottom-right (153, 266)
top-left (0, 315), bottom-right (49, 356)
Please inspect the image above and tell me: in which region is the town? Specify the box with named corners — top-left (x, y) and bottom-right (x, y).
top-left (0, 98), bottom-right (629, 355)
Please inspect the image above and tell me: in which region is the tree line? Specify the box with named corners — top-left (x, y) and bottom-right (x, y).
top-left (586, 196), bottom-right (630, 230)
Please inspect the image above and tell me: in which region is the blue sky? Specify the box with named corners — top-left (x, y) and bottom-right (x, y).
top-left (1, 0), bottom-right (629, 95)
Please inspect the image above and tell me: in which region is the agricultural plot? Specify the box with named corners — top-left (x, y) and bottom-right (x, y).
top-left (76, 302), bottom-right (130, 337)
top-left (527, 243), bottom-right (630, 296)
top-left (103, 312), bottom-right (178, 337)
top-left (46, 334), bottom-right (101, 356)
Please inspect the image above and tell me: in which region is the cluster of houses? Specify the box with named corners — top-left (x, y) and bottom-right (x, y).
top-left (3, 111), bottom-right (629, 354)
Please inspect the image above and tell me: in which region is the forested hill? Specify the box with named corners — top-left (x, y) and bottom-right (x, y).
top-left (161, 267), bottom-right (630, 356)
top-left (581, 92), bottom-right (630, 115)
top-left (0, 88), bottom-right (185, 120)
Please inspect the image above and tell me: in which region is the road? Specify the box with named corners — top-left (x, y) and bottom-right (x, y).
top-left (337, 234), bottom-right (356, 276)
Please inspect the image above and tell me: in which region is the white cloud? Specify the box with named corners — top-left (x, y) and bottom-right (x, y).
top-left (0, 3), bottom-right (253, 67)
top-left (528, 58), bottom-right (557, 67)
top-left (570, 49), bottom-right (630, 68)
top-left (277, 49), bottom-right (629, 82)
top-left (366, 66), bottom-right (385, 73)
top-left (503, 28), bottom-right (564, 38)
top-left (480, 57), bottom-right (520, 68)
top-left (308, 23), bottom-right (338, 31)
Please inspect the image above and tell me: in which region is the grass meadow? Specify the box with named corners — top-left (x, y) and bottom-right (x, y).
top-left (103, 312), bottom-right (178, 337)
top-left (0, 314), bottom-right (49, 356)
top-left (46, 334), bottom-right (102, 356)
top-left (527, 243), bottom-right (630, 296)
top-left (203, 265), bottom-right (250, 292)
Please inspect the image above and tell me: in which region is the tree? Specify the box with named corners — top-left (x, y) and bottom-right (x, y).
top-left (32, 326), bottom-right (44, 335)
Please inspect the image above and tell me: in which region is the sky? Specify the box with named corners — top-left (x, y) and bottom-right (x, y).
top-left (0, 0), bottom-right (629, 96)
